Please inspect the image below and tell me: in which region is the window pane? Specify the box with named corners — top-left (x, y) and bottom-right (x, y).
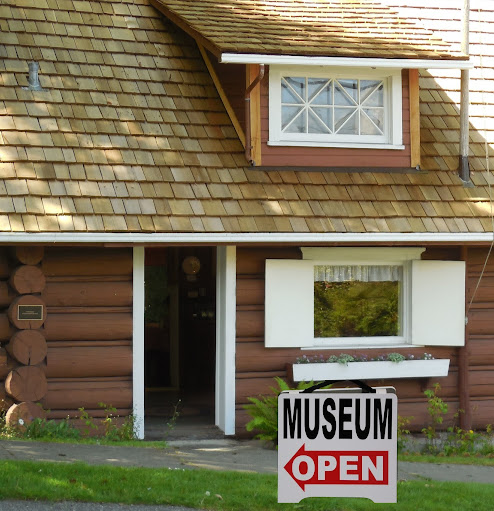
top-left (282, 106), bottom-right (303, 130)
top-left (314, 265), bottom-right (401, 338)
top-left (335, 79), bottom-right (358, 105)
top-left (309, 108), bottom-right (332, 133)
top-left (361, 108), bottom-right (384, 135)
top-left (282, 77), bottom-right (305, 102)
top-left (284, 107), bottom-right (306, 133)
top-left (361, 80), bottom-right (383, 105)
top-left (335, 108), bottom-right (358, 134)
top-left (310, 79), bottom-right (332, 105)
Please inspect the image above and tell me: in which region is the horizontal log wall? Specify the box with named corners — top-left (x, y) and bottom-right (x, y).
top-left (37, 248), bottom-right (133, 420)
top-left (234, 245), bottom-right (494, 437)
top-left (0, 247), bottom-right (132, 419)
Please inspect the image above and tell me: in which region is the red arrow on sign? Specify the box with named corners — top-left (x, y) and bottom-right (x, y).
top-left (284, 444), bottom-right (388, 491)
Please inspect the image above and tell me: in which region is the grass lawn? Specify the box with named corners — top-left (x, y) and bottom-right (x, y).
top-left (0, 460), bottom-right (493, 511)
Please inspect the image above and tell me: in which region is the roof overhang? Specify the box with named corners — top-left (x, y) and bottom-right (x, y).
top-left (220, 53), bottom-right (474, 69)
top-left (0, 232), bottom-right (491, 244)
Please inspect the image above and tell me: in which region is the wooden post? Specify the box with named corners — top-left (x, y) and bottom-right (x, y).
top-left (409, 69), bottom-right (421, 168)
top-left (459, 246), bottom-right (471, 429)
top-left (246, 64), bottom-right (262, 166)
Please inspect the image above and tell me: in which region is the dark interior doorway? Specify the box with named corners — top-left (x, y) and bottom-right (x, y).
top-left (144, 247), bottom-right (217, 438)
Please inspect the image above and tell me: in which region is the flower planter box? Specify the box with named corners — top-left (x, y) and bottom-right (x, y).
top-left (292, 359), bottom-right (450, 382)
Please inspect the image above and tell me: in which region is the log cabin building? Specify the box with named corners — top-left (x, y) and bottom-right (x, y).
top-left (0, 0), bottom-right (493, 438)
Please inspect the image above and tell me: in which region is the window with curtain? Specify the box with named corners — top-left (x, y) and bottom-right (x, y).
top-left (314, 264), bottom-right (402, 338)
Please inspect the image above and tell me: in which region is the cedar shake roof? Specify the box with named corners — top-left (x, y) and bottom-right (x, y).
top-left (0, 0), bottom-right (492, 235)
top-left (150, 0), bottom-right (467, 60)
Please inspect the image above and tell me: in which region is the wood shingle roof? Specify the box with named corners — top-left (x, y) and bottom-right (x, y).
top-left (0, 0), bottom-right (492, 235)
top-left (150, 0), bottom-right (467, 60)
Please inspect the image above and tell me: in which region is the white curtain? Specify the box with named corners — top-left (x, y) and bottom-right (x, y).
top-left (314, 265), bottom-right (402, 283)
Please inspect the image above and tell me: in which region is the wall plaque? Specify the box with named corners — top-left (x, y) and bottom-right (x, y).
top-left (18, 304), bottom-right (44, 321)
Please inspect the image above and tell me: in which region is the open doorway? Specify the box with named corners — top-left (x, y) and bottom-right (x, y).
top-left (144, 247), bottom-right (219, 439)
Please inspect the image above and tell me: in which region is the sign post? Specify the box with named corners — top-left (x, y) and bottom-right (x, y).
top-left (278, 385), bottom-right (397, 504)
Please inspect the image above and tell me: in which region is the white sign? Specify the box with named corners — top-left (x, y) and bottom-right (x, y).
top-left (278, 388), bottom-right (397, 504)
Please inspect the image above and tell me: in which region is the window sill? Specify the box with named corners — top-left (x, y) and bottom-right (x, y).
top-left (267, 140), bottom-right (405, 150)
top-left (291, 359), bottom-right (450, 382)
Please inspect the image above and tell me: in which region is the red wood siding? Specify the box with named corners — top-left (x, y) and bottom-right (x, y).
top-left (235, 245), bottom-right (494, 437)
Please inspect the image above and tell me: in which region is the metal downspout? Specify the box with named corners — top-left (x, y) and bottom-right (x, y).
top-left (459, 0), bottom-right (472, 186)
top-left (245, 65), bottom-right (265, 166)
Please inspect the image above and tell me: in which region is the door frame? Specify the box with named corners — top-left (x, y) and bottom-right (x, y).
top-left (133, 245), bottom-right (237, 438)
top-left (215, 246), bottom-right (236, 435)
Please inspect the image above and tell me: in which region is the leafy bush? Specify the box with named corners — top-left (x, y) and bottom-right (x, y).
top-left (24, 418), bottom-right (81, 440)
top-left (422, 383), bottom-right (448, 454)
top-left (244, 377), bottom-right (315, 446)
top-left (397, 415), bottom-right (413, 453)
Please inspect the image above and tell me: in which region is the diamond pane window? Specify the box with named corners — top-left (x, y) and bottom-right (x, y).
top-left (281, 76), bottom-right (385, 137)
top-left (271, 67), bottom-right (402, 147)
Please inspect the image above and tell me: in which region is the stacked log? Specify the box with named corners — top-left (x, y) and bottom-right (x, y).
top-left (41, 248), bottom-right (133, 433)
top-left (0, 247), bottom-right (134, 435)
top-left (2, 247), bottom-right (48, 429)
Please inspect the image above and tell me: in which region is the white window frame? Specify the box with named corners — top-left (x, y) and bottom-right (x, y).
top-left (268, 65), bottom-right (404, 150)
top-left (265, 247), bottom-right (465, 350)
top-left (303, 248), bottom-right (420, 348)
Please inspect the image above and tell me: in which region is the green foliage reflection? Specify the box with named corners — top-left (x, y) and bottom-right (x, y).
top-left (314, 280), bottom-right (399, 337)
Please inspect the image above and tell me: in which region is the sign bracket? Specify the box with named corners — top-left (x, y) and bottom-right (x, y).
top-left (302, 379), bottom-right (377, 394)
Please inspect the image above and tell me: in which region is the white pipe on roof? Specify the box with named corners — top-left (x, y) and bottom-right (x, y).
top-left (0, 232), bottom-right (492, 244)
top-left (220, 53), bottom-right (474, 69)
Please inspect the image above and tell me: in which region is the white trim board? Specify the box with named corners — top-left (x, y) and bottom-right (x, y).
top-left (132, 247), bottom-right (145, 440)
top-left (220, 54), bottom-right (474, 69)
top-left (215, 246), bottom-right (237, 435)
top-left (0, 232), bottom-right (493, 244)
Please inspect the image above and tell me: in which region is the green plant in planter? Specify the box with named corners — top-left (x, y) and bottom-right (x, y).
top-left (387, 352), bottom-right (406, 363)
top-left (244, 377), bottom-right (315, 446)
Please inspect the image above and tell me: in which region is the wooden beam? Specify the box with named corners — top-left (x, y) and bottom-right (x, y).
top-left (409, 69), bottom-right (421, 168)
top-left (197, 44), bottom-right (246, 148)
top-left (246, 64), bottom-right (262, 166)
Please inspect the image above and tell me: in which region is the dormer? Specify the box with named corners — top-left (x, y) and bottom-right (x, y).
top-left (151, 0), bottom-right (472, 171)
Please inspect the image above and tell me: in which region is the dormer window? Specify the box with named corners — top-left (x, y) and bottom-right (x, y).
top-left (268, 66), bottom-right (404, 149)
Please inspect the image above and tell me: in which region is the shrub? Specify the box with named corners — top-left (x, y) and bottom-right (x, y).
top-left (244, 377), bottom-right (315, 446)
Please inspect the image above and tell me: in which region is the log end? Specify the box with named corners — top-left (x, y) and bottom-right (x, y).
top-left (5, 365), bottom-right (48, 402)
top-left (10, 265), bottom-right (46, 295)
top-left (8, 295), bottom-right (47, 330)
top-left (7, 330), bottom-right (47, 366)
top-left (14, 247), bottom-right (44, 266)
top-left (6, 401), bottom-right (47, 431)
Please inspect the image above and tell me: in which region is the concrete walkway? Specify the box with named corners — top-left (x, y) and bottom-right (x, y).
top-left (1, 438), bottom-right (494, 483)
